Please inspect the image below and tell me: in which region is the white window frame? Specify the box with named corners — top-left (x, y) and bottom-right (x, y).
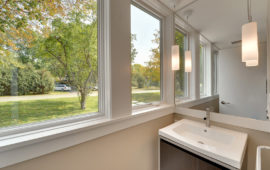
top-left (200, 42), bottom-right (207, 97)
top-left (174, 27), bottom-right (191, 102)
top-left (213, 51), bottom-right (219, 95)
top-left (131, 1), bottom-right (164, 110)
top-left (0, 0), bottom-right (109, 137)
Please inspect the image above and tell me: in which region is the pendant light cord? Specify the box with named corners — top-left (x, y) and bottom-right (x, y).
top-left (186, 15), bottom-right (190, 50)
top-left (247, 0), bottom-right (252, 22)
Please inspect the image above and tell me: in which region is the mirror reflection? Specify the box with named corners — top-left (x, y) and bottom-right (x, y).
top-left (175, 0), bottom-right (268, 120)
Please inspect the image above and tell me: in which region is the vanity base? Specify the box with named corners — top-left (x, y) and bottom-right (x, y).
top-left (159, 137), bottom-right (238, 170)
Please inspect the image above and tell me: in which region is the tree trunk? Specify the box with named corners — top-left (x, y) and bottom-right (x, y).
top-left (80, 91), bottom-right (87, 110)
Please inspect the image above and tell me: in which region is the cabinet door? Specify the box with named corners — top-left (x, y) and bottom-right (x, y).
top-left (196, 158), bottom-right (225, 170)
top-left (160, 139), bottom-right (229, 170)
top-left (160, 139), bottom-right (197, 170)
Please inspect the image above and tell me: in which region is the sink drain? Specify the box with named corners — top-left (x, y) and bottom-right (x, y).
top-left (198, 141), bottom-right (204, 144)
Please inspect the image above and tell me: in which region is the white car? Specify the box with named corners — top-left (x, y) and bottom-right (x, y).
top-left (54, 84), bottom-right (72, 91)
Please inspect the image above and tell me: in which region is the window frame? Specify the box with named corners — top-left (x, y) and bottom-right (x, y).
top-left (174, 26), bottom-right (191, 102)
top-left (131, 1), bottom-right (164, 110)
top-left (213, 51), bottom-right (219, 95)
top-left (199, 42), bottom-right (207, 97)
top-left (0, 0), bottom-right (108, 136)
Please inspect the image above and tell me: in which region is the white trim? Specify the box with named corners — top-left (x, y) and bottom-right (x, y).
top-left (99, 0), bottom-right (112, 118)
top-left (140, 0), bottom-right (171, 16)
top-left (175, 107), bottom-right (270, 133)
top-left (0, 105), bottom-right (174, 168)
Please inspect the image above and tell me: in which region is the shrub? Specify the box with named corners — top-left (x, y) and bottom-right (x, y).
top-left (137, 75), bottom-right (145, 89)
top-left (0, 65), bottom-right (54, 96)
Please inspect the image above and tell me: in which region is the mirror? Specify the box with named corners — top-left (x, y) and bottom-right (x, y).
top-left (175, 0), bottom-right (269, 120)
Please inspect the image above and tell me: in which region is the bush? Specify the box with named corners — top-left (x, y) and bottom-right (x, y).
top-left (137, 75), bottom-right (145, 88)
top-left (0, 65), bottom-right (54, 96)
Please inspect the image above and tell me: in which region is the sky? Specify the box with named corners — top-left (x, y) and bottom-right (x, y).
top-left (131, 5), bottom-right (160, 66)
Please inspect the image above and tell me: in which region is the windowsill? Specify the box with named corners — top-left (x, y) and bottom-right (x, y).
top-left (176, 95), bottom-right (219, 108)
top-left (0, 104), bottom-right (174, 168)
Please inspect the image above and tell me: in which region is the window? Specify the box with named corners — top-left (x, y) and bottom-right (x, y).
top-left (213, 52), bottom-right (219, 94)
top-left (0, 0), bottom-right (99, 128)
top-left (131, 4), bottom-right (161, 107)
top-left (200, 44), bottom-right (206, 96)
top-left (175, 29), bottom-right (188, 100)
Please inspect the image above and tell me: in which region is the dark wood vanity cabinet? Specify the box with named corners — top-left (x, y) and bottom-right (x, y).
top-left (160, 139), bottom-right (230, 170)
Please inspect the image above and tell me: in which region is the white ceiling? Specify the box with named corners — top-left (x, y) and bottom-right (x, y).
top-left (175, 0), bottom-right (268, 49)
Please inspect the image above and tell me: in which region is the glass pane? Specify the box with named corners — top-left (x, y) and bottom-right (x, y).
top-left (0, 0), bottom-right (98, 128)
top-left (200, 45), bottom-right (205, 96)
top-left (175, 30), bottom-right (187, 98)
top-left (131, 5), bottom-right (161, 107)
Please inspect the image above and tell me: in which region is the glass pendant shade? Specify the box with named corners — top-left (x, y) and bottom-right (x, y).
top-left (246, 60), bottom-right (258, 67)
top-left (172, 45), bottom-right (180, 70)
top-left (242, 22), bottom-right (259, 66)
top-left (185, 50), bottom-right (192, 72)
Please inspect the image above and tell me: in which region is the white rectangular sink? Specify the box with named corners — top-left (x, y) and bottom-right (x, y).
top-left (159, 119), bottom-right (248, 169)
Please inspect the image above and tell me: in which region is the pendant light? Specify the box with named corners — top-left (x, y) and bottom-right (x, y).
top-left (171, 2), bottom-right (180, 71)
top-left (185, 15), bottom-right (192, 72)
top-left (242, 0), bottom-right (259, 67)
top-left (172, 45), bottom-right (180, 70)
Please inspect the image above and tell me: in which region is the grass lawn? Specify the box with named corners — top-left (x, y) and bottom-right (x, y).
top-left (132, 92), bottom-right (160, 103)
top-left (0, 96), bottom-right (98, 128)
top-left (0, 92), bottom-right (160, 128)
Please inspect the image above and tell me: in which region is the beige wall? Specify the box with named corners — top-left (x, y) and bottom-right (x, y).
top-left (175, 114), bottom-right (270, 170)
top-left (2, 115), bottom-right (174, 170)
top-left (190, 98), bottom-right (219, 112)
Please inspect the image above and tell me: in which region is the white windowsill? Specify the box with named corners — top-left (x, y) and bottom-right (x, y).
top-left (0, 104), bottom-right (174, 168)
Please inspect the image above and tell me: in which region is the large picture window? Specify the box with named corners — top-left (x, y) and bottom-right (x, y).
top-left (131, 4), bottom-right (161, 107)
top-left (175, 29), bottom-right (188, 100)
top-left (0, 0), bottom-right (99, 128)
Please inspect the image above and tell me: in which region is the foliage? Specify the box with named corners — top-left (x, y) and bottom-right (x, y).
top-left (0, 0), bottom-right (63, 51)
top-left (131, 30), bottom-right (161, 89)
top-left (144, 30), bottom-right (160, 87)
top-left (132, 64), bottom-right (145, 88)
top-left (175, 30), bottom-right (185, 97)
top-left (131, 34), bottom-right (138, 64)
top-left (0, 56), bottom-right (54, 96)
top-left (0, 0), bottom-right (98, 111)
top-left (35, 4), bottom-right (98, 109)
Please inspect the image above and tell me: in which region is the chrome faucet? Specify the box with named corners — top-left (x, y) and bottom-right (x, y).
top-left (203, 107), bottom-right (211, 127)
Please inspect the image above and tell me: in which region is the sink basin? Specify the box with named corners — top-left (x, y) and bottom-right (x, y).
top-left (159, 119), bottom-right (248, 169)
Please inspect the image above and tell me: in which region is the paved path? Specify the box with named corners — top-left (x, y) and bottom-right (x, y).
top-left (0, 90), bottom-right (159, 102)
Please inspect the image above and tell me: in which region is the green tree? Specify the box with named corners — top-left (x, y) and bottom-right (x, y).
top-left (131, 34), bottom-right (138, 64)
top-left (37, 8), bottom-right (98, 109)
top-left (144, 30), bottom-right (160, 87)
top-left (175, 30), bottom-right (185, 96)
top-left (0, 0), bottom-right (63, 51)
top-left (132, 64), bottom-right (145, 88)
